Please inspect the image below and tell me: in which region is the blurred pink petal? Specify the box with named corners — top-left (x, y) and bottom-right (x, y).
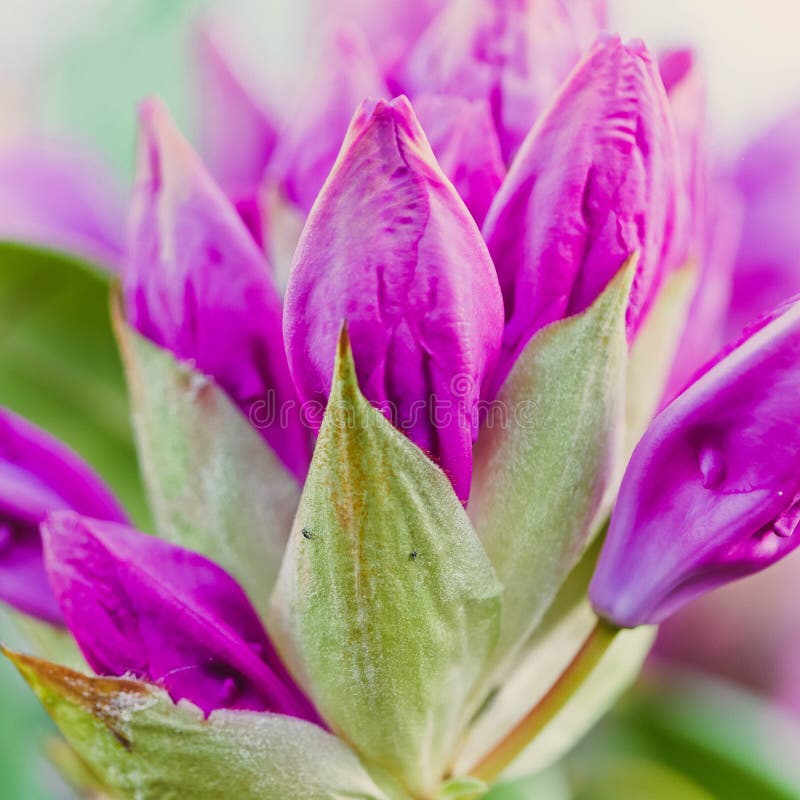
top-left (0, 142), bottom-right (124, 269)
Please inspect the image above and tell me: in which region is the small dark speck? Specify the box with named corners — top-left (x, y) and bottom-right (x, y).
top-left (301, 528), bottom-right (316, 540)
top-left (409, 550), bottom-right (418, 561)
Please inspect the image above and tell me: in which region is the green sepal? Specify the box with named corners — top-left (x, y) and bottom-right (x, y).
top-left (269, 328), bottom-right (502, 798)
top-left (5, 649), bottom-right (394, 800)
top-left (468, 257), bottom-right (634, 673)
top-left (113, 303), bottom-right (299, 619)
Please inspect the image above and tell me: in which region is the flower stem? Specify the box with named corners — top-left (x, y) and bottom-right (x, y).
top-left (469, 618), bottom-right (619, 784)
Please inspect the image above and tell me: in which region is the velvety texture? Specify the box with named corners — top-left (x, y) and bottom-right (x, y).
top-left (414, 93), bottom-right (506, 226)
top-left (482, 35), bottom-right (685, 391)
top-left (124, 98), bottom-right (311, 481)
top-left (0, 409), bottom-right (127, 624)
top-left (43, 512), bottom-right (320, 722)
top-left (283, 96), bottom-right (503, 503)
top-left (591, 297), bottom-right (800, 627)
top-left (269, 27), bottom-right (389, 214)
top-left (727, 106), bottom-right (800, 339)
top-left (398, 0), bottom-right (607, 162)
top-left (0, 142), bottom-right (124, 269)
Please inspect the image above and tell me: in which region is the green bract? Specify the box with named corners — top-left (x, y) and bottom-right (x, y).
top-left (468, 258), bottom-right (634, 674)
top-left (6, 649), bottom-right (391, 800)
top-left (269, 329), bottom-right (503, 798)
top-left (114, 306), bottom-right (299, 618)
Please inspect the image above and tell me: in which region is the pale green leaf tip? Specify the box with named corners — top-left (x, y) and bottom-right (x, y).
top-left (332, 321), bottom-right (361, 403)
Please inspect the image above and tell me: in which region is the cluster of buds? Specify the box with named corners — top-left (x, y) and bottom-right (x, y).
top-left (0, 1), bottom-right (798, 798)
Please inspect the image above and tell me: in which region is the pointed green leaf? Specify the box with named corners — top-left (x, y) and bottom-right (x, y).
top-left (468, 259), bottom-right (634, 673)
top-left (269, 330), bottom-right (502, 798)
top-left (6, 650), bottom-right (394, 800)
top-left (114, 310), bottom-right (299, 619)
top-left (0, 242), bottom-right (147, 524)
top-left (625, 261), bottom-right (696, 455)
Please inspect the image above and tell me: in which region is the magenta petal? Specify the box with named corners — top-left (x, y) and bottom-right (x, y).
top-left (124, 98), bottom-right (312, 481)
top-left (0, 409), bottom-right (127, 624)
top-left (727, 106), bottom-right (800, 338)
top-left (398, 0), bottom-right (606, 162)
top-left (322, 0), bottom-right (445, 78)
top-left (195, 25), bottom-right (278, 205)
top-left (0, 142), bottom-right (124, 269)
top-left (270, 27), bottom-right (389, 213)
top-left (483, 35), bottom-right (685, 391)
top-left (283, 96), bottom-right (504, 503)
top-left (414, 93), bottom-right (506, 226)
top-left (590, 297), bottom-right (800, 627)
top-left (43, 512), bottom-right (320, 722)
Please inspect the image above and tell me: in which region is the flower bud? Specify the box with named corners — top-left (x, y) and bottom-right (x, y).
top-left (124, 99), bottom-right (311, 480)
top-left (591, 297), bottom-right (800, 626)
top-left (42, 511), bottom-right (319, 722)
top-left (483, 35), bottom-right (685, 390)
top-left (284, 96), bottom-right (503, 502)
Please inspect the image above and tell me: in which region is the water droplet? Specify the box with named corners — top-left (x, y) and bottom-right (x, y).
top-left (772, 496), bottom-right (800, 538)
top-left (698, 444), bottom-right (726, 489)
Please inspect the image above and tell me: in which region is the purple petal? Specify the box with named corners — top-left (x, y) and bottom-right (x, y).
top-left (321, 0), bottom-right (446, 79)
top-left (727, 106), bottom-right (800, 338)
top-left (482, 35), bottom-right (685, 392)
top-left (0, 142), bottom-right (124, 269)
top-left (269, 27), bottom-right (389, 213)
top-left (590, 297), bottom-right (800, 627)
top-left (414, 93), bottom-right (506, 226)
top-left (42, 512), bottom-right (320, 722)
top-left (283, 96), bottom-right (504, 503)
top-left (398, 0), bottom-right (606, 162)
top-left (124, 98), bottom-right (312, 481)
top-left (0, 409), bottom-right (127, 624)
top-left (194, 25), bottom-right (278, 214)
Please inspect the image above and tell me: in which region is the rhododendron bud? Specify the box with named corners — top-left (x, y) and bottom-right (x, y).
top-left (124, 98), bottom-right (311, 480)
top-left (591, 297), bottom-right (800, 627)
top-left (483, 35), bottom-right (684, 389)
top-left (42, 511), bottom-right (319, 722)
top-left (284, 95), bottom-right (503, 502)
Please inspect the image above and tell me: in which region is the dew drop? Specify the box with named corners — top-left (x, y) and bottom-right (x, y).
top-left (698, 444), bottom-right (726, 489)
top-left (772, 497), bottom-right (800, 538)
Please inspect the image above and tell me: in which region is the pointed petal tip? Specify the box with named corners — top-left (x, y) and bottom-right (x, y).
top-left (135, 97), bottom-right (198, 190)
